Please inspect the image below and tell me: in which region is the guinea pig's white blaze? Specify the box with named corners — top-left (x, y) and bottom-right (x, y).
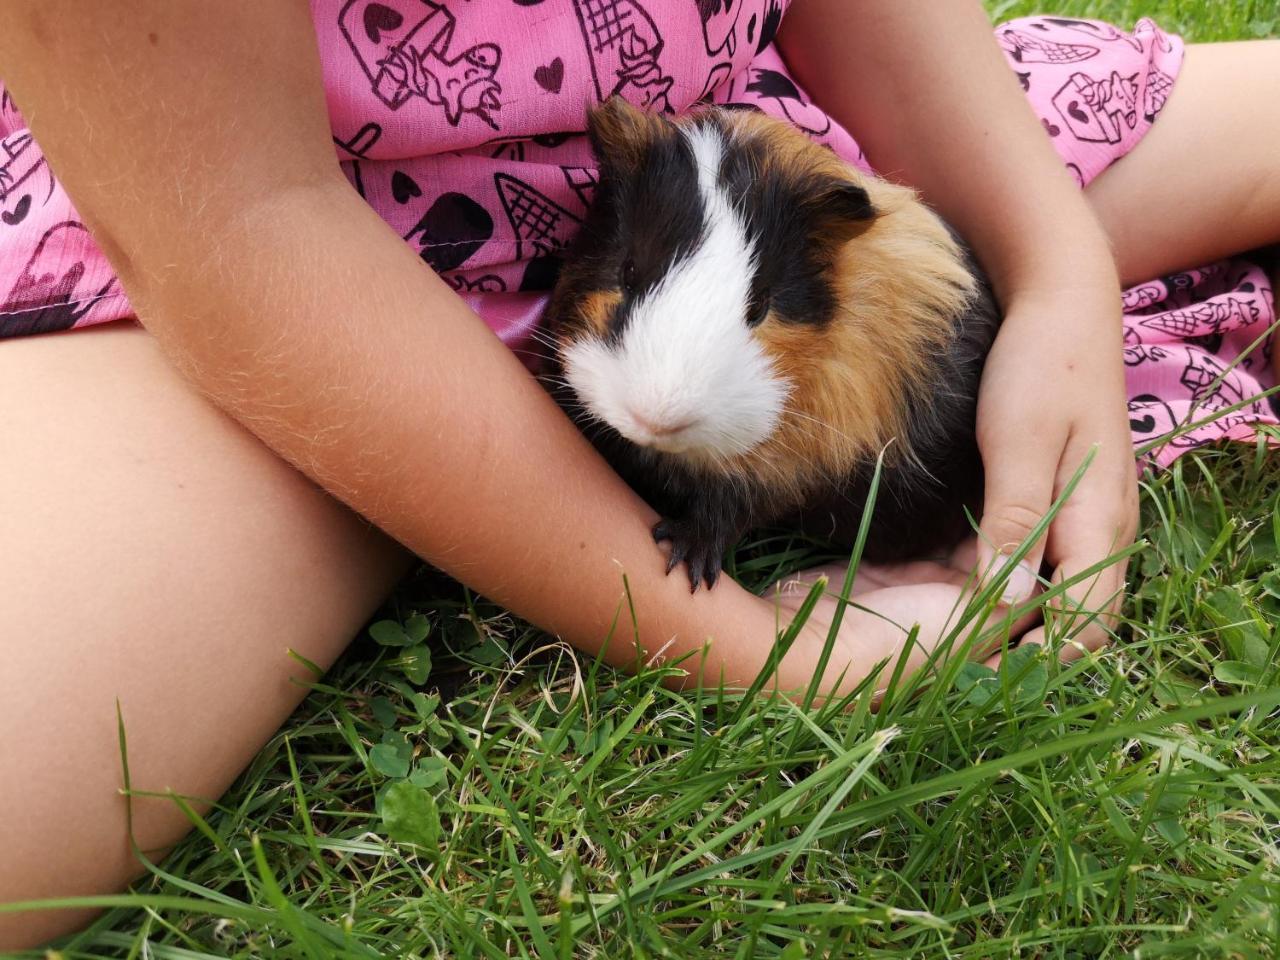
top-left (562, 121), bottom-right (791, 464)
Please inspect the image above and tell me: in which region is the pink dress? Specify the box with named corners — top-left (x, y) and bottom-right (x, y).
top-left (0, 2), bottom-right (1273, 469)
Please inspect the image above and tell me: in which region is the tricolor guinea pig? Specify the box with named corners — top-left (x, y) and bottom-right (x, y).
top-left (544, 97), bottom-right (1001, 591)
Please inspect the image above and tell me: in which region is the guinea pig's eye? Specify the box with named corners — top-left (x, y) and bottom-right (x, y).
top-left (621, 259), bottom-right (637, 295)
top-left (746, 295), bottom-right (771, 328)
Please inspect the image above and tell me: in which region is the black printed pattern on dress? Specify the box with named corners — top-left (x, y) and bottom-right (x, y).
top-left (743, 68), bottom-right (831, 136)
top-left (698, 3), bottom-right (740, 58)
top-left (0, 221), bottom-right (118, 336)
top-left (1128, 393), bottom-right (1183, 439)
top-left (1143, 64), bottom-right (1175, 121)
top-left (404, 192), bottom-right (495, 272)
top-left (1138, 297), bottom-right (1261, 338)
top-left (484, 131), bottom-right (577, 164)
top-left (494, 173), bottom-right (583, 261)
top-left (695, 0), bottom-right (739, 99)
top-left (1040, 18), bottom-right (1143, 52)
top-left (534, 57), bottom-right (565, 93)
top-left (752, 0), bottom-right (783, 54)
top-left (1052, 71), bottom-right (1139, 143)
top-left (695, 1), bottom-right (784, 101)
top-left (1180, 348), bottom-right (1243, 406)
top-left (571, 0), bottom-right (674, 111)
top-left (338, 0), bottom-right (503, 129)
top-left (446, 273), bottom-right (507, 293)
top-left (997, 27), bottom-right (1100, 64)
top-left (0, 132), bottom-right (55, 229)
top-left (334, 122), bottom-right (385, 159)
top-left (561, 165), bottom-right (599, 209)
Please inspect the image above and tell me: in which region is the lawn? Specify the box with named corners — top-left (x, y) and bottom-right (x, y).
top-left (10, 2), bottom-right (1280, 957)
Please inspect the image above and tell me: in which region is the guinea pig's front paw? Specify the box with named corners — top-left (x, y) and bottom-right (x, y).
top-left (653, 518), bottom-right (729, 593)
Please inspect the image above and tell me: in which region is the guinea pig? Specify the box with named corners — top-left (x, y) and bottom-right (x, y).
top-left (544, 96), bottom-right (1001, 591)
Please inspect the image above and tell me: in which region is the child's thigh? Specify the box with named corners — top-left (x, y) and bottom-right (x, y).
top-left (1086, 40), bottom-right (1280, 285)
top-left (0, 322), bottom-right (411, 949)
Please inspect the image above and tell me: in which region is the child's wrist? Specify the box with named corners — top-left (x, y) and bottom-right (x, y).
top-left (650, 585), bottom-right (792, 691)
top-left (980, 213), bottom-right (1119, 311)
top-left (998, 281), bottom-right (1125, 341)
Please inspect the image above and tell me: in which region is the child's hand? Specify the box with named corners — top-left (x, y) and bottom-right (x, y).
top-left (769, 289), bottom-right (1137, 681)
top-left (973, 291), bottom-right (1139, 660)
top-left (769, 536), bottom-right (1039, 696)
top-left (773, 293), bottom-right (1137, 681)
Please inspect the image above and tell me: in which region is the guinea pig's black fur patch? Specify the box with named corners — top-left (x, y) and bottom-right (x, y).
top-left (701, 110), bottom-right (878, 330)
top-left (578, 106), bottom-right (709, 344)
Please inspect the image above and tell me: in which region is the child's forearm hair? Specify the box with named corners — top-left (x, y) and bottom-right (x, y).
top-left (777, 0), bottom-right (1120, 307)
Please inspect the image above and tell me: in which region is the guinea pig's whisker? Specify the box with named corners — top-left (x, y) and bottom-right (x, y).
top-left (526, 330), bottom-right (571, 357)
top-left (733, 441), bottom-right (802, 496)
top-left (522, 355), bottom-right (565, 368)
top-left (558, 399), bottom-right (596, 420)
top-left (527, 329), bottom-right (563, 349)
top-left (901, 452), bottom-right (940, 490)
top-left (781, 419), bottom-right (863, 475)
top-left (770, 416), bottom-right (846, 477)
top-left (518, 336), bottom-right (563, 356)
top-left (784, 410), bottom-right (861, 452)
top-left (783, 411), bottom-right (933, 501)
top-left (527, 344), bottom-right (558, 358)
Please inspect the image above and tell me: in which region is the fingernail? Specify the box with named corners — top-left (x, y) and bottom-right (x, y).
top-left (1001, 559), bottom-right (1038, 606)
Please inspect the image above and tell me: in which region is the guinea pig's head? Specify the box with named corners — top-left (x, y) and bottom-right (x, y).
top-left (554, 97), bottom-right (886, 474)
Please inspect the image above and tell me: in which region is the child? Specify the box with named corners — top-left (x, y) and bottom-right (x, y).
top-left (0, 0), bottom-right (1275, 947)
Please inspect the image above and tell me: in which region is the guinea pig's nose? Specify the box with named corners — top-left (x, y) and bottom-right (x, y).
top-left (630, 409), bottom-right (699, 438)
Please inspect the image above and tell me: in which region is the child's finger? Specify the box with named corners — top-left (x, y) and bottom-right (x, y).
top-left (973, 423), bottom-right (1062, 606)
top-left (987, 552), bottom-right (1127, 667)
top-left (978, 590), bottom-right (1046, 668)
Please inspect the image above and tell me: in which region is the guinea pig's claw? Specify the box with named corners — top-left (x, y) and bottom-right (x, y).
top-left (654, 520), bottom-right (684, 568)
top-left (699, 560), bottom-right (721, 592)
top-left (653, 519), bottom-right (724, 592)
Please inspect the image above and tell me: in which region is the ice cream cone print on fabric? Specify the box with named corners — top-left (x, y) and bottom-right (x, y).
top-left (561, 166), bottom-right (600, 210)
top-left (998, 26), bottom-right (1100, 64)
top-left (494, 173), bottom-right (583, 262)
top-left (571, 0), bottom-right (675, 112)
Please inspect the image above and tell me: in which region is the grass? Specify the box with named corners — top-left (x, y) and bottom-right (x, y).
top-left (990, 0), bottom-right (1278, 38)
top-left (7, 2), bottom-right (1280, 957)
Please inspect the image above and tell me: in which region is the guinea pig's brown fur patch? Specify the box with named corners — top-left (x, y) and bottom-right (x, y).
top-left (567, 288), bottom-right (622, 340)
top-left (588, 95), bottom-right (675, 174)
top-left (712, 110), bottom-right (979, 500)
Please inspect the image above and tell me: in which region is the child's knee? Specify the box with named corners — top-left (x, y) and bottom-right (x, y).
top-left (0, 796), bottom-right (140, 949)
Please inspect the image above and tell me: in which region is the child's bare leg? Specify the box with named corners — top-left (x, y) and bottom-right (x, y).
top-left (1086, 41), bottom-right (1280, 284)
top-left (0, 322), bottom-right (412, 949)
top-left (1083, 40), bottom-right (1280, 382)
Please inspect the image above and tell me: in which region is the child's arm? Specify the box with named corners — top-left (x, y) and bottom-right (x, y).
top-left (779, 1), bottom-right (1138, 653)
top-left (0, 2), bottom-right (975, 695)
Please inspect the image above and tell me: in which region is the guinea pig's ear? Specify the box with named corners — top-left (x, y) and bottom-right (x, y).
top-left (824, 182), bottom-right (877, 222)
top-left (807, 180), bottom-right (879, 243)
top-left (587, 96), bottom-right (669, 175)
